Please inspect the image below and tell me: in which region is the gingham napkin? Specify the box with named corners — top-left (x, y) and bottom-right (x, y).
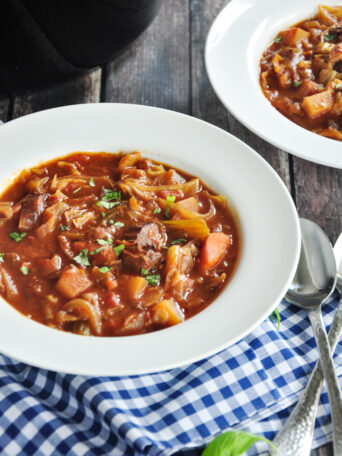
top-left (0, 296), bottom-right (341, 456)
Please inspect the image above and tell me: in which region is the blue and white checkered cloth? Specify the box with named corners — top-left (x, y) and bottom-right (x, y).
top-left (1, 296), bottom-right (341, 456)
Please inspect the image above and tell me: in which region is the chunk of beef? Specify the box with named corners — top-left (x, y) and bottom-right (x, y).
top-left (122, 249), bottom-right (163, 274)
top-left (19, 193), bottom-right (46, 231)
top-left (37, 254), bottom-right (62, 278)
top-left (136, 223), bottom-right (165, 250)
top-left (92, 246), bottom-right (118, 267)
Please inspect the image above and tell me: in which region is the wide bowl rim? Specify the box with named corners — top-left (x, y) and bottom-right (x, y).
top-left (0, 103), bottom-right (300, 375)
top-left (205, 0), bottom-right (342, 169)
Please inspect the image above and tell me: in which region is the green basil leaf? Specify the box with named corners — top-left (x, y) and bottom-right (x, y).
top-left (102, 189), bottom-right (121, 201)
top-left (153, 207), bottom-right (161, 214)
top-left (89, 246), bottom-right (105, 255)
top-left (202, 430), bottom-right (276, 456)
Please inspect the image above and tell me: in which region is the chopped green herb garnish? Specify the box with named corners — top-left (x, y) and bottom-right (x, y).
top-left (171, 238), bottom-right (187, 245)
top-left (336, 83), bottom-right (342, 90)
top-left (20, 265), bottom-right (29, 275)
top-left (164, 195), bottom-right (176, 219)
top-left (102, 189), bottom-right (121, 201)
top-left (162, 245), bottom-right (169, 250)
top-left (101, 212), bottom-right (106, 218)
top-left (59, 225), bottom-right (68, 232)
top-left (145, 274), bottom-right (160, 286)
top-left (99, 266), bottom-right (112, 273)
top-left (73, 248), bottom-right (90, 267)
top-left (114, 244), bottom-right (125, 256)
top-left (153, 207), bottom-right (161, 214)
top-left (166, 195), bottom-right (176, 203)
top-left (113, 221), bottom-right (124, 228)
top-left (164, 206), bottom-right (171, 219)
top-left (325, 33), bottom-right (337, 41)
top-left (0, 253), bottom-right (4, 263)
top-left (293, 80), bottom-right (302, 88)
top-left (97, 238), bottom-right (113, 246)
top-left (108, 219), bottom-right (114, 225)
top-left (10, 232), bottom-right (27, 243)
top-left (274, 35), bottom-right (282, 43)
top-left (89, 246), bottom-right (105, 255)
top-left (96, 201), bottom-right (120, 209)
top-left (141, 268), bottom-right (149, 276)
top-left (89, 177), bottom-right (95, 187)
top-left (270, 308), bottom-right (281, 328)
top-left (72, 186), bottom-right (82, 194)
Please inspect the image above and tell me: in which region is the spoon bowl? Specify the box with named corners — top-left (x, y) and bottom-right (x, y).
top-left (286, 218), bottom-right (336, 308)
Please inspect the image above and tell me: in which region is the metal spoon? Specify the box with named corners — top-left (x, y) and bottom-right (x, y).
top-left (274, 219), bottom-right (342, 456)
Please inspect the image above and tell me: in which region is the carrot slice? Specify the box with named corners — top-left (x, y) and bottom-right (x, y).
top-left (201, 232), bottom-right (231, 272)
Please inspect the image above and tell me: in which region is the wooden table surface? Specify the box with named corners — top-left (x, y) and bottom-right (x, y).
top-left (0, 1), bottom-right (340, 454)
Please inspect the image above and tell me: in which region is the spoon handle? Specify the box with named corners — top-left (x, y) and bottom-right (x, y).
top-left (273, 298), bottom-right (342, 456)
top-left (308, 306), bottom-right (342, 455)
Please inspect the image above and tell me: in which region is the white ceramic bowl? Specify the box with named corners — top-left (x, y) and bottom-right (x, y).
top-left (205, 0), bottom-right (342, 169)
top-left (0, 103), bottom-right (300, 375)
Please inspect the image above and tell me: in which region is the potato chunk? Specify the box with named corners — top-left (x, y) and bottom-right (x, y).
top-left (125, 276), bottom-right (147, 302)
top-left (282, 27), bottom-right (310, 46)
top-left (153, 299), bottom-right (184, 325)
top-left (56, 265), bottom-right (92, 299)
top-left (301, 90), bottom-right (334, 119)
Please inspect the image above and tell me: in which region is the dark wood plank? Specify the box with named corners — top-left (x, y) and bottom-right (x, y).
top-left (102, 0), bottom-right (190, 114)
top-left (0, 92), bottom-right (10, 122)
top-left (12, 68), bottom-right (101, 118)
top-left (190, 0), bottom-right (291, 191)
top-left (293, 157), bottom-right (342, 244)
top-left (190, 1), bottom-right (331, 455)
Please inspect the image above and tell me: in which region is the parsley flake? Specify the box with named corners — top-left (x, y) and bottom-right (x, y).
top-left (114, 244), bottom-right (125, 256)
top-left (20, 265), bottom-right (29, 275)
top-left (113, 221), bottom-right (124, 228)
top-left (59, 225), bottom-right (68, 232)
top-left (0, 253), bottom-right (4, 263)
top-left (171, 238), bottom-right (187, 245)
top-left (274, 35), bottom-right (282, 43)
top-left (141, 268), bottom-right (149, 276)
top-left (325, 33), bottom-right (337, 41)
top-left (73, 186), bottom-right (82, 194)
top-left (10, 232), bottom-right (27, 243)
top-left (89, 177), bottom-right (95, 187)
top-left (270, 308), bottom-right (281, 328)
top-left (73, 249), bottom-right (90, 267)
top-left (89, 247), bottom-right (105, 255)
top-left (99, 266), bottom-right (112, 273)
top-left (96, 201), bottom-right (120, 209)
top-left (166, 195), bottom-right (176, 203)
top-left (101, 212), bottom-right (106, 218)
top-left (153, 207), bottom-right (161, 214)
top-left (97, 238), bottom-right (113, 246)
top-left (102, 189), bottom-right (121, 201)
top-left (145, 274), bottom-right (160, 286)
top-left (293, 80), bottom-right (302, 88)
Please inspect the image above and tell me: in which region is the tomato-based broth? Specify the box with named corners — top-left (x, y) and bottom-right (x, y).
top-left (260, 5), bottom-right (342, 141)
top-left (0, 152), bottom-right (240, 336)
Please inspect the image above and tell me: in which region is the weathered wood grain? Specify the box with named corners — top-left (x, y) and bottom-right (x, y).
top-left (102, 0), bottom-right (190, 114)
top-left (0, 92), bottom-right (10, 122)
top-left (293, 157), bottom-right (342, 244)
top-left (12, 68), bottom-right (101, 118)
top-left (190, 0), bottom-right (291, 191)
